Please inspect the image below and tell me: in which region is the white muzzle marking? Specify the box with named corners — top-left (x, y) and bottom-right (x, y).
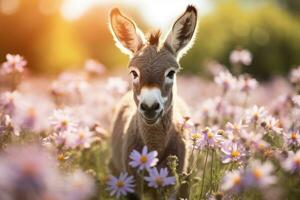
top-left (138, 87), bottom-right (165, 111)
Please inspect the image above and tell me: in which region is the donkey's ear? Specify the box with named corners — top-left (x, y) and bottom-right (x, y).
top-left (109, 8), bottom-right (145, 56)
top-left (164, 5), bottom-right (198, 59)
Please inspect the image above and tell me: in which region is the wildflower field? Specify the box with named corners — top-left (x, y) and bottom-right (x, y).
top-left (0, 51), bottom-right (299, 200)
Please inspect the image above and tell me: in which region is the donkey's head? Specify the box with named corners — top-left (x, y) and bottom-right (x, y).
top-left (109, 6), bottom-right (197, 124)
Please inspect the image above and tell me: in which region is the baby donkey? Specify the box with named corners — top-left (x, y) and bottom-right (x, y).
top-left (109, 5), bottom-right (198, 199)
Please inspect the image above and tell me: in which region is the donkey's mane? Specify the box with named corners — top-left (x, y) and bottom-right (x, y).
top-left (148, 30), bottom-right (161, 46)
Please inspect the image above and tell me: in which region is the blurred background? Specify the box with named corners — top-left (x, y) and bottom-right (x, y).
top-left (0, 0), bottom-right (299, 79)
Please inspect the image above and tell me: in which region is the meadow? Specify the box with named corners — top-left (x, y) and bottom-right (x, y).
top-left (0, 51), bottom-right (299, 200)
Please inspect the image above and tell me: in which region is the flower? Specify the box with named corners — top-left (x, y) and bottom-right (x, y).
top-left (0, 145), bottom-right (95, 200)
top-left (49, 108), bottom-right (78, 133)
top-left (0, 91), bottom-right (20, 115)
top-left (226, 120), bottom-right (248, 136)
top-left (199, 127), bottom-right (223, 149)
top-left (243, 160), bottom-right (277, 188)
top-left (237, 75), bottom-right (258, 93)
top-left (214, 70), bottom-right (236, 92)
top-left (177, 116), bottom-right (194, 131)
top-left (283, 130), bottom-right (299, 147)
top-left (64, 170), bottom-right (95, 200)
top-left (129, 146), bottom-right (159, 170)
top-left (1, 54), bottom-right (27, 74)
top-left (221, 170), bottom-right (243, 194)
top-left (221, 143), bottom-right (246, 164)
top-left (290, 66), bottom-right (300, 85)
top-left (67, 127), bottom-right (95, 149)
top-left (245, 105), bottom-right (267, 124)
top-left (85, 59), bottom-right (106, 76)
top-left (105, 77), bottom-right (128, 94)
top-left (282, 150), bottom-right (300, 173)
top-left (229, 49), bottom-right (252, 66)
top-left (261, 116), bottom-right (282, 134)
top-left (144, 167), bottom-right (176, 188)
top-left (107, 172), bottom-right (135, 198)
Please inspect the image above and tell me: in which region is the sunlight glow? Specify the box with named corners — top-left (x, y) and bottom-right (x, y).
top-left (61, 0), bottom-right (212, 29)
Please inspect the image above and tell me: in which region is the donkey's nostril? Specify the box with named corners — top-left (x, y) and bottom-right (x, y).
top-left (151, 102), bottom-right (160, 111)
top-left (140, 103), bottom-right (149, 111)
top-left (140, 102), bottom-right (160, 112)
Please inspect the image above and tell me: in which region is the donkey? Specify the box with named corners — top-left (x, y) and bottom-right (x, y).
top-left (109, 5), bottom-right (198, 198)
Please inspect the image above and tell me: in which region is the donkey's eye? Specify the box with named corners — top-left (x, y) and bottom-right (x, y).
top-left (130, 70), bottom-right (139, 79)
top-left (166, 70), bottom-right (176, 79)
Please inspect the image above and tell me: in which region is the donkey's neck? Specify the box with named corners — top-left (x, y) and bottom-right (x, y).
top-left (137, 106), bottom-right (174, 154)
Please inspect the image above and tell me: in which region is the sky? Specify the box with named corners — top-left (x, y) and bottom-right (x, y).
top-left (61, 0), bottom-right (213, 31)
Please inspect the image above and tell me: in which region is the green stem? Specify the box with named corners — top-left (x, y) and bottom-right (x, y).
top-left (140, 170), bottom-right (145, 199)
top-left (199, 148), bottom-right (209, 200)
top-left (210, 149), bottom-right (214, 194)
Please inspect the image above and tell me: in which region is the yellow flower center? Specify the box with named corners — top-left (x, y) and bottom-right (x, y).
top-left (291, 133), bottom-right (297, 140)
top-left (116, 180), bottom-right (125, 188)
top-left (233, 176), bottom-right (241, 185)
top-left (27, 107), bottom-right (36, 117)
top-left (192, 133), bottom-right (201, 141)
top-left (140, 155), bottom-right (148, 164)
top-left (61, 120), bottom-right (68, 127)
top-left (253, 169), bottom-right (262, 179)
top-left (294, 158), bottom-right (300, 166)
top-left (231, 151), bottom-right (240, 158)
top-left (155, 177), bottom-right (163, 186)
top-left (207, 132), bottom-right (213, 139)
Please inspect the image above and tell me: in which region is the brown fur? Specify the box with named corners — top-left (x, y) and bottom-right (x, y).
top-left (108, 5), bottom-right (198, 198)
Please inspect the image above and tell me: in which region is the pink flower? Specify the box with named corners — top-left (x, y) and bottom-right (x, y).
top-left (229, 49), bottom-right (252, 66)
top-left (214, 70), bottom-right (237, 92)
top-left (85, 59), bottom-right (106, 76)
top-left (105, 77), bottom-right (129, 94)
top-left (282, 150), bottom-right (300, 173)
top-left (237, 75), bottom-right (258, 93)
top-left (49, 108), bottom-right (78, 133)
top-left (290, 66), bottom-right (300, 85)
top-left (245, 105), bottom-right (267, 124)
top-left (1, 54), bottom-right (27, 74)
top-left (283, 130), bottom-right (300, 148)
top-left (261, 116), bottom-right (282, 134)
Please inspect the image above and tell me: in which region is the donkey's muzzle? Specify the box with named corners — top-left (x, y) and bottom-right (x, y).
top-left (139, 102), bottom-right (162, 123)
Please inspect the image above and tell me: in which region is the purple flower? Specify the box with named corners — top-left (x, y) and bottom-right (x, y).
top-left (282, 150), bottom-right (300, 173)
top-left (283, 130), bottom-right (300, 147)
top-left (144, 167), bottom-right (176, 188)
top-left (221, 143), bottom-right (246, 164)
top-left (107, 172), bottom-right (135, 198)
top-left (221, 170), bottom-right (243, 194)
top-left (199, 127), bottom-right (223, 149)
top-left (243, 160), bottom-right (277, 188)
top-left (129, 146), bottom-right (159, 170)
top-left (66, 127), bottom-right (95, 149)
top-left (49, 108), bottom-right (78, 133)
top-left (1, 54), bottom-right (27, 74)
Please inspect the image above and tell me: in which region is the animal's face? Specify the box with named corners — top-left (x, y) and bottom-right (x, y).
top-left (109, 6), bottom-right (197, 124)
